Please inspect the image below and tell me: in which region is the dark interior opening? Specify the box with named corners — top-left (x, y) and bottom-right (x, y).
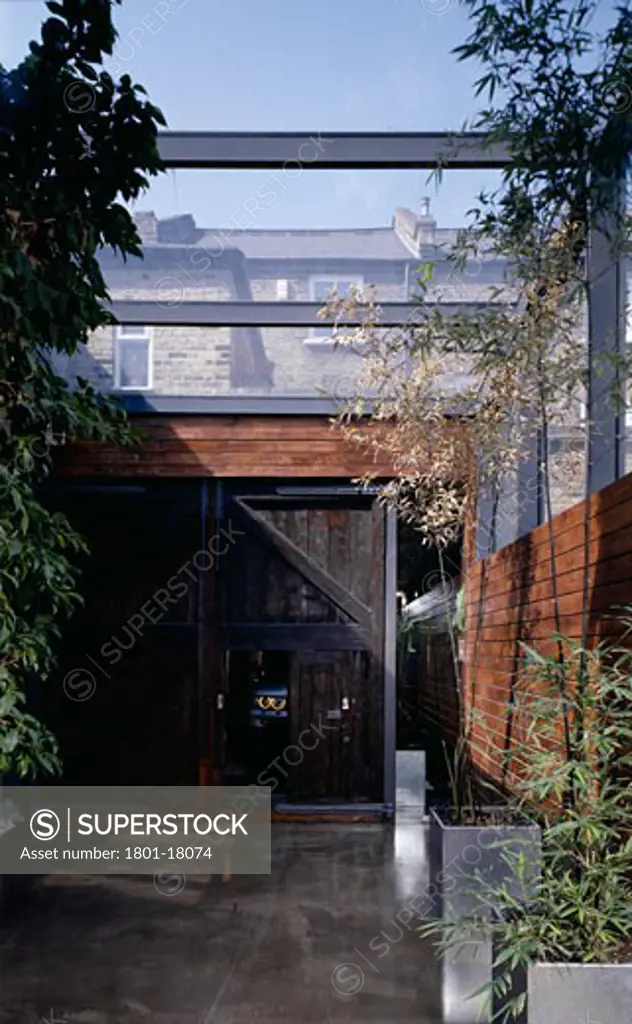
top-left (396, 520), bottom-right (463, 764)
top-left (223, 649), bottom-right (291, 790)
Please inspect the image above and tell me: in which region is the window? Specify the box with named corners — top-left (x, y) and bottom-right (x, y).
top-left (307, 276), bottom-right (364, 346)
top-left (114, 326), bottom-right (153, 390)
top-left (117, 324), bottom-right (150, 339)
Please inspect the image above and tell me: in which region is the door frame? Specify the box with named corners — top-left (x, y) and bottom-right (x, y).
top-left (215, 480), bottom-right (397, 818)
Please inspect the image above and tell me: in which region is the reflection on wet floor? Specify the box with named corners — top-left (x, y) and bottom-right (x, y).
top-left (0, 820), bottom-right (491, 1023)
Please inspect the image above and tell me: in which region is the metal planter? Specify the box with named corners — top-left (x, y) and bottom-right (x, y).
top-left (429, 807), bottom-right (540, 920)
top-left (492, 960), bottom-right (632, 1023)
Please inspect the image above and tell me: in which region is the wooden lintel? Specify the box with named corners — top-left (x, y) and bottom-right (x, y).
top-left (223, 622), bottom-right (371, 651)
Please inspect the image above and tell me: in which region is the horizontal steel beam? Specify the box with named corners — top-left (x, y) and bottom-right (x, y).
top-left (235, 489), bottom-right (378, 503)
top-left (271, 802), bottom-right (393, 818)
top-left (120, 395), bottom-right (366, 415)
top-left (156, 131), bottom-right (509, 170)
top-left (109, 299), bottom-right (503, 328)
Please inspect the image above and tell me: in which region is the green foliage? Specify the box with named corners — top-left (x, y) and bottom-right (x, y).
top-left (409, 2), bottom-right (632, 1013)
top-left (421, 0), bottom-right (632, 1000)
top-left (500, 631), bottom-right (632, 958)
top-left (455, 0), bottom-right (632, 229)
top-left (441, 725), bottom-right (477, 823)
top-left (420, 623), bottom-right (632, 1019)
top-left (329, 0), bottom-right (631, 555)
top-left (0, 0), bottom-right (165, 777)
top-left (438, 704), bottom-right (498, 823)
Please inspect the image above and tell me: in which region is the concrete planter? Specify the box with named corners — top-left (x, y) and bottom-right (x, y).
top-left (429, 807), bottom-right (540, 920)
top-left (492, 960), bottom-right (632, 1023)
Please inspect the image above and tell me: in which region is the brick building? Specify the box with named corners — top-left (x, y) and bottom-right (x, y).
top-left (58, 199), bottom-right (631, 517)
top-left (61, 200), bottom-right (508, 398)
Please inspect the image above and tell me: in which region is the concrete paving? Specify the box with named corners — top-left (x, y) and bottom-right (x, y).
top-left (0, 822), bottom-right (485, 1024)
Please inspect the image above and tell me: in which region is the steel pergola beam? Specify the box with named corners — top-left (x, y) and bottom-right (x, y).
top-left (119, 395), bottom-right (368, 415)
top-left (156, 131), bottom-right (510, 170)
top-left (586, 173), bottom-right (628, 493)
top-left (109, 299), bottom-right (506, 328)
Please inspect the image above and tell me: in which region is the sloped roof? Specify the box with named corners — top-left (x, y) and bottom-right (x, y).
top-left (96, 245), bottom-right (248, 295)
top-left (124, 209), bottom-right (511, 273)
top-left (194, 227), bottom-right (414, 261)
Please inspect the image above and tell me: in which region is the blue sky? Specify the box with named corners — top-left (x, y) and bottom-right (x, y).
top-left (0, 0), bottom-right (614, 232)
top-left (2, 0), bottom-right (484, 130)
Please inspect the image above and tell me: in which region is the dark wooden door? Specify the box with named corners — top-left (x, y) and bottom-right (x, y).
top-left (220, 490), bottom-right (385, 802)
top-left (289, 649), bottom-right (376, 802)
top-left (44, 480), bottom-right (205, 786)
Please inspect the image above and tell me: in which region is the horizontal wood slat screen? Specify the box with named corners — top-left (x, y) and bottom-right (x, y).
top-left (55, 415), bottom-right (395, 478)
top-left (459, 471), bottom-right (632, 793)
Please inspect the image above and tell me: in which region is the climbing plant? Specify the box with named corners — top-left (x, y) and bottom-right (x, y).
top-left (0, 0), bottom-right (165, 777)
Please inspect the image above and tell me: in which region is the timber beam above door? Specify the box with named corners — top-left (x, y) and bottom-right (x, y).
top-left (224, 623), bottom-right (370, 650)
top-left (232, 497), bottom-right (373, 637)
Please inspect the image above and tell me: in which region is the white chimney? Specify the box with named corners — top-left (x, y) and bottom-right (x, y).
top-left (420, 196), bottom-right (431, 218)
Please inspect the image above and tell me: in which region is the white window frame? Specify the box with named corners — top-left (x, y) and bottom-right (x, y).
top-left (114, 326), bottom-right (153, 390)
top-left (117, 323), bottom-right (151, 339)
top-left (306, 275), bottom-right (364, 347)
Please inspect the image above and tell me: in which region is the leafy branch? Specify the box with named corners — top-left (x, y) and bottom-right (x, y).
top-left (0, 0), bottom-right (165, 777)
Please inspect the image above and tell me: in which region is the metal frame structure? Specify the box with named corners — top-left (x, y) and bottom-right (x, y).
top-left (112, 129), bottom-right (626, 547)
top-left (156, 131), bottom-right (509, 170)
top-left (110, 299), bottom-right (504, 328)
top-left (587, 174), bottom-right (628, 493)
top-left (383, 507), bottom-right (398, 817)
top-left (68, 130), bottom-right (625, 814)
top-left (122, 394), bottom-right (365, 414)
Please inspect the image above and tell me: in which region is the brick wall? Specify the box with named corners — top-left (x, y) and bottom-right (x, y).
top-left (70, 265), bottom-right (511, 398)
top-left (67, 278), bottom-right (235, 395)
top-left (70, 322), bottom-right (234, 395)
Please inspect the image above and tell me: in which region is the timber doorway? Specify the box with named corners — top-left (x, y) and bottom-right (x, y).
top-left (217, 484), bottom-right (394, 809)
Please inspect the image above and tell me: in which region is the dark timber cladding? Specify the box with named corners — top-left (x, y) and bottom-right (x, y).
top-left (43, 481), bottom-right (204, 787)
top-left (221, 491), bottom-right (386, 803)
top-left (47, 477), bottom-right (390, 805)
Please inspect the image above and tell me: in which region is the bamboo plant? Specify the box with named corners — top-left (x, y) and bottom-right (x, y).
top-left (419, 621), bottom-right (632, 1020)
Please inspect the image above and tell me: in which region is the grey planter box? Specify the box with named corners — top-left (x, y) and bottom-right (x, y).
top-left (492, 960), bottom-right (632, 1023)
top-left (429, 807), bottom-right (540, 920)
top-left (441, 925), bottom-right (492, 1024)
top-left (395, 749), bottom-right (426, 818)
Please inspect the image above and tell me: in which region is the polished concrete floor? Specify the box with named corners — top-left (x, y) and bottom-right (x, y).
top-left (0, 822), bottom-right (488, 1024)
